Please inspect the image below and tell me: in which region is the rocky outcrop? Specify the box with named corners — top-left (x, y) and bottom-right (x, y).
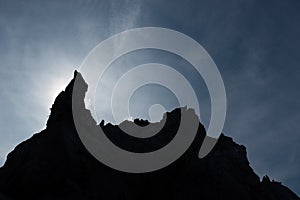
top-left (0, 71), bottom-right (298, 200)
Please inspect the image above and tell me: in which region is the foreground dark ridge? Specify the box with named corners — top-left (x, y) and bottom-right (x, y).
top-left (0, 71), bottom-right (298, 200)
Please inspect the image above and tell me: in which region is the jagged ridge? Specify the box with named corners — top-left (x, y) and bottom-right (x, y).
top-left (0, 71), bottom-right (298, 200)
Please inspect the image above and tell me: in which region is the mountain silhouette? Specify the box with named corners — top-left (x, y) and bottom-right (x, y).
top-left (0, 71), bottom-right (298, 200)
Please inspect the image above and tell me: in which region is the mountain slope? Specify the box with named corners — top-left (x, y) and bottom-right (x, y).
top-left (0, 71), bottom-right (298, 200)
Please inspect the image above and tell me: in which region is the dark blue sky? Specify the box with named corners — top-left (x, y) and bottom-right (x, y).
top-left (0, 0), bottom-right (299, 194)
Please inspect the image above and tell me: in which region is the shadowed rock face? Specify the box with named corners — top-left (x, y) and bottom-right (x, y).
top-left (0, 71), bottom-right (298, 200)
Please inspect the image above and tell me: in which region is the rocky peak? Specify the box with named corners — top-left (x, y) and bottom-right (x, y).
top-left (0, 71), bottom-right (298, 200)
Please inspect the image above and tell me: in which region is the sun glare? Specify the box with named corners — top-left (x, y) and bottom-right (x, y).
top-left (43, 76), bottom-right (71, 108)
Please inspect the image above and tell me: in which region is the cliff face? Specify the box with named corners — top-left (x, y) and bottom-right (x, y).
top-left (0, 71), bottom-right (298, 200)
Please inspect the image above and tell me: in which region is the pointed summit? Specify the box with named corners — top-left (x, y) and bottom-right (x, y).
top-left (47, 70), bottom-right (87, 127)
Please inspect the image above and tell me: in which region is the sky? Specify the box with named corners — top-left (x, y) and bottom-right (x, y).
top-left (0, 0), bottom-right (299, 194)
